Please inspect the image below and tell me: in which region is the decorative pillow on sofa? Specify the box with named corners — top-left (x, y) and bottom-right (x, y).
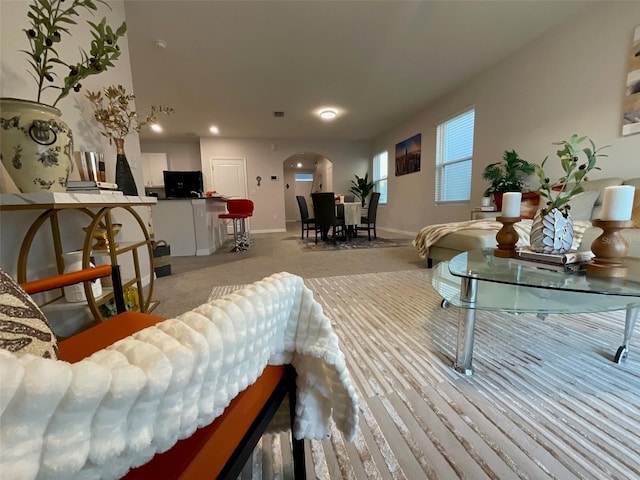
top-left (567, 191), bottom-right (599, 221)
top-left (0, 267), bottom-right (58, 359)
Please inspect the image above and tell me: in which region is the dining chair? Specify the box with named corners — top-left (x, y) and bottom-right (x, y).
top-left (311, 192), bottom-right (345, 244)
top-left (295, 196), bottom-right (315, 239)
top-left (357, 192), bottom-right (380, 240)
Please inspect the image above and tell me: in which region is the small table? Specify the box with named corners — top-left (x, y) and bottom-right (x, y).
top-left (431, 249), bottom-right (640, 375)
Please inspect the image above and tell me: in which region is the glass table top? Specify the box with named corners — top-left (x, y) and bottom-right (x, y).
top-left (432, 249), bottom-right (640, 315)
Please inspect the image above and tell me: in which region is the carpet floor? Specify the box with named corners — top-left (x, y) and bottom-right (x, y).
top-left (208, 270), bottom-right (640, 480)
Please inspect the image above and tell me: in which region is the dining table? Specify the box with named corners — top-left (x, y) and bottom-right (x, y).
top-left (337, 202), bottom-right (362, 239)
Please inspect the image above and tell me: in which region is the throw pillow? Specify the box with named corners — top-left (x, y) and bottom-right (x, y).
top-left (567, 191), bottom-right (599, 221)
top-left (0, 267), bottom-right (58, 359)
top-left (633, 189), bottom-right (640, 228)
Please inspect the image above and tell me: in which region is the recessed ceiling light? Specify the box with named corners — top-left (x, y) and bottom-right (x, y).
top-left (297, 162), bottom-right (303, 168)
top-left (150, 124), bottom-right (162, 133)
top-left (320, 109), bottom-right (337, 120)
top-left (209, 126), bottom-right (219, 134)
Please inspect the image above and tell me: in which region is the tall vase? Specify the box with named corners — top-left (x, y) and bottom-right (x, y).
top-left (0, 98), bottom-right (73, 193)
top-left (114, 137), bottom-right (138, 196)
top-left (530, 208), bottom-right (574, 254)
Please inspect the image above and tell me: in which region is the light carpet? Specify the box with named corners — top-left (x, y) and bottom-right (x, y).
top-left (208, 270), bottom-right (640, 480)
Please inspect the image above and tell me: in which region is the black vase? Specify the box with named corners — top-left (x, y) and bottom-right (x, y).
top-left (114, 138), bottom-right (138, 196)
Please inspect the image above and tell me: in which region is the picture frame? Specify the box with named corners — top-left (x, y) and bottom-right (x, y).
top-left (622, 24), bottom-right (640, 136)
top-left (395, 133), bottom-right (421, 176)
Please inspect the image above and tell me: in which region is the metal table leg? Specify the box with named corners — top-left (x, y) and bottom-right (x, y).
top-left (455, 274), bottom-right (478, 375)
top-left (614, 304), bottom-right (639, 364)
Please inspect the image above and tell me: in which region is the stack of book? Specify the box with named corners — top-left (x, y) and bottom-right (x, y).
top-left (66, 180), bottom-right (121, 194)
top-left (510, 248), bottom-right (594, 273)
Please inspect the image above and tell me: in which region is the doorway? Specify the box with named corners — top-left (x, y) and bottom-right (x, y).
top-left (282, 152), bottom-right (332, 223)
top-left (207, 157), bottom-right (248, 233)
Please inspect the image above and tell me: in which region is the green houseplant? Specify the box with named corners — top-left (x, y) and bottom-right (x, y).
top-left (533, 134), bottom-right (607, 216)
top-left (0, 0), bottom-right (127, 193)
top-left (529, 134), bottom-right (607, 254)
top-left (349, 173), bottom-right (375, 207)
top-left (482, 149), bottom-right (536, 210)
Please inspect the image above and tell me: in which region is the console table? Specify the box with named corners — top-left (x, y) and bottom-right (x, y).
top-left (431, 249), bottom-right (640, 375)
top-left (0, 192), bottom-right (158, 325)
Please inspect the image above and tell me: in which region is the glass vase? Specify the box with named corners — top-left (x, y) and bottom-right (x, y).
top-left (114, 137), bottom-right (138, 196)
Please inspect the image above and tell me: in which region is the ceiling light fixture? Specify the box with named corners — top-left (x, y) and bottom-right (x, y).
top-left (320, 109), bottom-right (337, 120)
top-left (209, 126), bottom-right (219, 134)
top-left (297, 162), bottom-right (303, 168)
top-left (150, 124), bottom-right (163, 133)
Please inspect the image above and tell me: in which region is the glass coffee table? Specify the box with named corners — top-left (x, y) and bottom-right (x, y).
top-left (431, 249), bottom-right (640, 375)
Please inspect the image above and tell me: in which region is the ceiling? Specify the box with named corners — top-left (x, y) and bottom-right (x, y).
top-left (124, 0), bottom-right (589, 144)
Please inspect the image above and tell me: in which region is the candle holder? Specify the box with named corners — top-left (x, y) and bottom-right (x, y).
top-left (586, 219), bottom-right (633, 278)
top-left (494, 216), bottom-right (520, 258)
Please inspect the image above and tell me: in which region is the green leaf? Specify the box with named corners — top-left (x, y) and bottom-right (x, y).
top-left (116, 22), bottom-right (127, 36)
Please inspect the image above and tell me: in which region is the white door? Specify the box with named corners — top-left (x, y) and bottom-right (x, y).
top-left (209, 158), bottom-right (248, 233)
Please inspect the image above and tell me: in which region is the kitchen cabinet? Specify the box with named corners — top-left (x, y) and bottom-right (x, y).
top-left (141, 152), bottom-right (168, 187)
top-left (152, 198), bottom-right (228, 256)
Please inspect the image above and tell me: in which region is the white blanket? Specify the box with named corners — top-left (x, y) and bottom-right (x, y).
top-left (412, 218), bottom-right (590, 259)
top-left (0, 272), bottom-right (359, 480)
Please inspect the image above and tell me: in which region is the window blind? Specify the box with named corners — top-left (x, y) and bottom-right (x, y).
top-left (435, 109), bottom-right (475, 203)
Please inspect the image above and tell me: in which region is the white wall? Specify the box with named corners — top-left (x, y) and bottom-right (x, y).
top-left (199, 137), bottom-right (369, 232)
top-left (0, 0), bottom-right (145, 192)
top-left (372, 2), bottom-right (640, 235)
top-left (0, 1), bottom-right (148, 280)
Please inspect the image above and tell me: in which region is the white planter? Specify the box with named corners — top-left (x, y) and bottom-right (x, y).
top-left (63, 251), bottom-right (102, 303)
top-left (0, 98), bottom-right (74, 192)
top-left (530, 208), bottom-right (574, 254)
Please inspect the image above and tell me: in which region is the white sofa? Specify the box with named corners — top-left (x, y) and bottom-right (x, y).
top-left (416, 177), bottom-right (640, 266)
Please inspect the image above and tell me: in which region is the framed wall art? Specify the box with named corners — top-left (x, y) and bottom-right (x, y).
top-left (395, 133), bottom-right (421, 176)
top-left (622, 24), bottom-right (640, 136)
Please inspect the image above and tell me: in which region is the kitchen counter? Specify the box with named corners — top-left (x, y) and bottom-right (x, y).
top-left (151, 198), bottom-right (228, 256)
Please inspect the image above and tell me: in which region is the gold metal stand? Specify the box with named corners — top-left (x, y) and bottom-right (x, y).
top-left (494, 216), bottom-right (520, 258)
top-left (586, 219), bottom-right (633, 278)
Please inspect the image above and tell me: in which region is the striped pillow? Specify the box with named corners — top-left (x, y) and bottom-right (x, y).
top-left (0, 268), bottom-right (58, 359)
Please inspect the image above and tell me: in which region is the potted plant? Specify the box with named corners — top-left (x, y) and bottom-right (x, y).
top-left (349, 173), bottom-right (374, 207)
top-left (86, 85), bottom-right (174, 195)
top-left (0, 0), bottom-right (126, 193)
top-left (482, 149), bottom-right (536, 211)
top-left (530, 134), bottom-right (608, 253)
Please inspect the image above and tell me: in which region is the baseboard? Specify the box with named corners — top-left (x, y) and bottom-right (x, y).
top-left (379, 226), bottom-right (418, 237)
top-left (196, 248), bottom-right (214, 256)
top-left (251, 228), bottom-right (287, 234)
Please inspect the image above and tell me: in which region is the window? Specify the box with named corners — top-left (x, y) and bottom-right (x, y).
top-left (295, 173), bottom-right (313, 182)
top-left (373, 151), bottom-right (388, 204)
top-left (435, 108), bottom-right (475, 203)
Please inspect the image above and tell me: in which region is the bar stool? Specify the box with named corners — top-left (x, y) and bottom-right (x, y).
top-left (219, 199), bottom-right (254, 252)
